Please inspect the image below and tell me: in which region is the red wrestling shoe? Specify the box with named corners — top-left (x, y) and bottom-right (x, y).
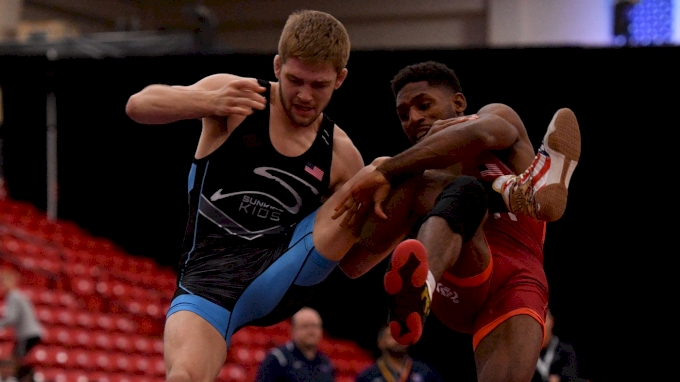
top-left (493, 108), bottom-right (581, 222)
top-left (384, 239), bottom-right (432, 346)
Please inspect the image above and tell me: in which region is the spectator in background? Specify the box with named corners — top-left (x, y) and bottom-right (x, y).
top-left (532, 307), bottom-right (581, 382)
top-left (255, 306), bottom-right (335, 381)
top-left (0, 358), bottom-right (17, 382)
top-left (356, 325), bottom-right (444, 382)
top-left (0, 269), bottom-right (43, 366)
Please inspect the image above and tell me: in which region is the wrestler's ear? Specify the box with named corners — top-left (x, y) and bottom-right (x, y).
top-left (334, 68), bottom-right (348, 90)
top-left (274, 55), bottom-right (282, 80)
top-left (452, 92), bottom-right (467, 113)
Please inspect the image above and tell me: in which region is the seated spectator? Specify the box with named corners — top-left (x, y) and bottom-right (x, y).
top-left (356, 325), bottom-right (444, 382)
top-left (0, 358), bottom-right (17, 382)
top-left (0, 269), bottom-right (44, 366)
top-left (256, 306), bottom-right (335, 381)
top-left (533, 307), bottom-right (583, 382)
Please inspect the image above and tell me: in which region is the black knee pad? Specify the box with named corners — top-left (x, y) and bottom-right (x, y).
top-left (425, 176), bottom-right (488, 242)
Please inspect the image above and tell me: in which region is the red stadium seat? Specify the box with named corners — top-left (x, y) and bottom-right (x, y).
top-left (84, 372), bottom-right (113, 382)
top-left (230, 346), bottom-right (266, 368)
top-left (70, 278), bottom-right (103, 310)
top-left (351, 359), bottom-right (373, 374)
top-left (131, 355), bottom-right (152, 374)
top-left (73, 329), bottom-right (95, 349)
top-left (251, 331), bottom-right (273, 349)
top-left (217, 364), bottom-right (248, 382)
top-left (41, 327), bottom-right (77, 348)
top-left (111, 333), bottom-right (134, 353)
top-left (33, 367), bottom-right (68, 382)
top-left (94, 313), bottom-right (116, 332)
top-left (0, 342), bottom-right (13, 359)
top-left (111, 353), bottom-right (135, 374)
top-left (103, 374), bottom-right (134, 382)
top-left (0, 327), bottom-right (14, 342)
top-left (26, 346), bottom-right (69, 368)
top-left (54, 309), bottom-right (77, 327)
top-left (91, 351), bottom-right (116, 372)
top-left (75, 311), bottom-right (97, 330)
top-left (62, 370), bottom-right (92, 382)
top-left (229, 329), bottom-right (253, 348)
top-left (151, 338), bottom-right (164, 355)
top-left (113, 315), bottom-right (138, 333)
top-left (35, 306), bottom-right (57, 326)
top-left (131, 335), bottom-right (153, 354)
top-left (150, 356), bottom-right (165, 377)
top-left (336, 375), bottom-right (357, 382)
top-left (56, 290), bottom-right (80, 309)
top-left (333, 358), bottom-right (354, 375)
top-left (66, 349), bottom-right (94, 371)
top-left (93, 332), bottom-right (115, 352)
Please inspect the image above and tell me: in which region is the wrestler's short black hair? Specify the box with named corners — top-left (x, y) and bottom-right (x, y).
top-left (391, 61), bottom-right (463, 99)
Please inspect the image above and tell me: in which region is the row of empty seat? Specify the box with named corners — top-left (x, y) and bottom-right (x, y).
top-left (0, 198), bottom-right (375, 381)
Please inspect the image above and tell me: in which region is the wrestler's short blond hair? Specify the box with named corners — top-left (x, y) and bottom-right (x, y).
top-left (278, 10), bottom-right (350, 73)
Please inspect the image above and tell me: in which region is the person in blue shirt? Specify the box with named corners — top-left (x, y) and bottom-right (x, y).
top-left (256, 307), bottom-right (335, 381)
top-left (356, 325), bottom-right (443, 382)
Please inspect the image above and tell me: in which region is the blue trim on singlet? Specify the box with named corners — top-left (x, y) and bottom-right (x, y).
top-left (167, 208), bottom-right (338, 344)
top-left (188, 163), bottom-right (197, 193)
top-left (179, 160), bottom-right (210, 294)
top-left (227, 209), bottom-right (337, 335)
top-left (166, 294), bottom-right (230, 336)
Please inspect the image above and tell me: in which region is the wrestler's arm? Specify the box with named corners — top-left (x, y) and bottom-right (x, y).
top-left (125, 73), bottom-right (266, 125)
top-left (376, 103), bottom-right (523, 183)
top-left (326, 127), bottom-right (366, 197)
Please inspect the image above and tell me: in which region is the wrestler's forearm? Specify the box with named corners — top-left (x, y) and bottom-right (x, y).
top-left (126, 85), bottom-right (217, 125)
top-left (376, 127), bottom-right (485, 183)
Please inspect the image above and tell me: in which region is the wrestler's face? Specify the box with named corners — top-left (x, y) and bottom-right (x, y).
top-left (274, 55), bottom-right (347, 128)
top-left (378, 328), bottom-right (408, 354)
top-left (291, 309), bottom-right (323, 349)
top-left (396, 81), bottom-right (466, 145)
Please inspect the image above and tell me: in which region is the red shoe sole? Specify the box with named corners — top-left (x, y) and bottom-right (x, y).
top-left (384, 239), bottom-right (429, 345)
top-left (384, 239), bottom-right (428, 295)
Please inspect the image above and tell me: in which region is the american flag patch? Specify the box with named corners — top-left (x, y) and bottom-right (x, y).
top-left (480, 163), bottom-right (505, 178)
top-left (305, 163), bottom-right (324, 181)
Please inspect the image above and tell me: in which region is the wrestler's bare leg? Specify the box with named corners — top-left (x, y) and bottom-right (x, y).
top-left (164, 311), bottom-right (227, 382)
top-left (474, 315), bottom-right (544, 382)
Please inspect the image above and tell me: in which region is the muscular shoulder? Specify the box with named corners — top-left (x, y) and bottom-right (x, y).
top-left (328, 125), bottom-right (364, 191)
top-left (477, 103), bottom-right (526, 133)
top-left (332, 125), bottom-right (364, 169)
top-left (186, 73), bottom-right (243, 91)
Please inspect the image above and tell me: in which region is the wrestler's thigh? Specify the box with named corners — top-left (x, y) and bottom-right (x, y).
top-left (164, 311), bottom-right (227, 382)
top-left (412, 170), bottom-right (456, 215)
top-left (314, 175), bottom-right (425, 261)
top-left (474, 314), bottom-right (543, 382)
top-left (451, 219), bottom-right (490, 275)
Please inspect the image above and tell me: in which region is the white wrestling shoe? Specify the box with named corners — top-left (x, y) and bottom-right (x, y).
top-left (492, 108), bottom-right (581, 222)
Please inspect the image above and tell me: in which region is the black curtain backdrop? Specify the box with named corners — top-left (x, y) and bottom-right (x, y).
top-left (2, 46), bottom-right (674, 381)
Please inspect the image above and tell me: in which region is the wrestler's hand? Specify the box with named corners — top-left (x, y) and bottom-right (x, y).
top-left (332, 166), bottom-right (392, 228)
top-left (212, 78), bottom-right (267, 117)
top-left (424, 114), bottom-right (479, 140)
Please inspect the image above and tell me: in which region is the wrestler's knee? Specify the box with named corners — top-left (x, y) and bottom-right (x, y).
top-left (356, 176), bottom-right (421, 251)
top-left (166, 361), bottom-right (218, 382)
top-left (165, 365), bottom-right (193, 382)
top-left (475, 315), bottom-right (543, 382)
top-left (426, 176), bottom-right (488, 242)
